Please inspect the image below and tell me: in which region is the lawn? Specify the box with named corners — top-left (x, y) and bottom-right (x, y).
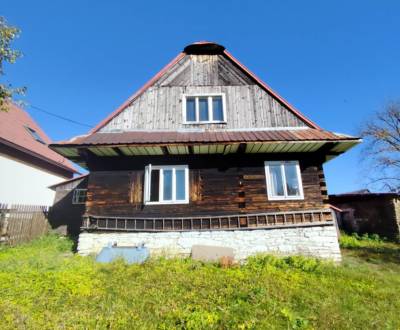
top-left (0, 234), bottom-right (399, 329)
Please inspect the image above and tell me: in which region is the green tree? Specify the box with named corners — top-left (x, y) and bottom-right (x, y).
top-left (0, 16), bottom-right (24, 111)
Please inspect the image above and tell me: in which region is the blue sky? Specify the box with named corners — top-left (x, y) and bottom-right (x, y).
top-left (2, 0), bottom-right (399, 193)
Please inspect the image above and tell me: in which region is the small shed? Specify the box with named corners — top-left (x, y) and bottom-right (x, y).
top-left (329, 190), bottom-right (400, 240)
top-left (48, 175), bottom-right (88, 236)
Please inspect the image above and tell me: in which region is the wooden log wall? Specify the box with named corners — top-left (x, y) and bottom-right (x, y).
top-left (85, 154), bottom-right (326, 218)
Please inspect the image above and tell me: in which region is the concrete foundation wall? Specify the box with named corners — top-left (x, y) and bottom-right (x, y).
top-left (78, 224), bottom-right (341, 261)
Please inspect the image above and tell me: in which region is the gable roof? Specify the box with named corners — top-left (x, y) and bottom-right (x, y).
top-left (90, 41), bottom-right (320, 133)
top-left (48, 173), bottom-right (88, 190)
top-left (0, 102), bottom-right (78, 176)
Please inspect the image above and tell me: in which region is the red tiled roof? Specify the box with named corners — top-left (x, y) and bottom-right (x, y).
top-left (0, 103), bottom-right (78, 174)
top-left (90, 41), bottom-right (320, 133)
top-left (52, 129), bottom-right (359, 147)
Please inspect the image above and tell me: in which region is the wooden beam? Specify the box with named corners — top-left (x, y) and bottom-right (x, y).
top-left (161, 146), bottom-right (169, 155)
top-left (112, 147), bottom-right (125, 157)
top-left (237, 143), bottom-right (247, 154)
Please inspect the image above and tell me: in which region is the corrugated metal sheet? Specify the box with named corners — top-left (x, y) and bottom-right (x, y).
top-left (51, 129), bottom-right (359, 147)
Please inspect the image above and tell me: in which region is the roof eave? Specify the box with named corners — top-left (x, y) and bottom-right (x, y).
top-left (1, 137), bottom-right (79, 175)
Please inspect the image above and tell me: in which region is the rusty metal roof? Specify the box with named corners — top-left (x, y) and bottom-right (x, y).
top-left (51, 129), bottom-right (359, 147)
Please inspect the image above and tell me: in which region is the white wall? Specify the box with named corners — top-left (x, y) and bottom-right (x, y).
top-left (78, 225), bottom-right (342, 261)
top-left (0, 154), bottom-right (66, 206)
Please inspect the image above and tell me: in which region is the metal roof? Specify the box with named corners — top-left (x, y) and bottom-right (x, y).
top-left (52, 129), bottom-right (357, 147)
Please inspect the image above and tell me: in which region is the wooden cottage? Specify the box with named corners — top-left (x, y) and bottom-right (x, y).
top-left (50, 41), bottom-right (360, 260)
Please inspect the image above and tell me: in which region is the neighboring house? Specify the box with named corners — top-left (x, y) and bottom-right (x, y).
top-left (0, 103), bottom-right (78, 206)
top-left (50, 41), bottom-right (360, 260)
top-left (330, 190), bottom-right (400, 241)
top-left (48, 174), bottom-right (88, 236)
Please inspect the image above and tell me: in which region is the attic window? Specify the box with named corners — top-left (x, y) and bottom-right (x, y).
top-left (183, 94), bottom-right (226, 124)
top-left (25, 126), bottom-right (45, 144)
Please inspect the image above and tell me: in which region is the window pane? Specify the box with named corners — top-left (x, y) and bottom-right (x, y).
top-left (212, 96), bottom-right (224, 121)
top-left (284, 164), bottom-right (301, 196)
top-left (199, 97), bottom-right (209, 121)
top-left (163, 169), bottom-right (173, 201)
top-left (175, 169), bottom-right (186, 200)
top-left (269, 165), bottom-right (284, 196)
top-left (150, 169), bottom-right (160, 202)
top-left (186, 98), bottom-right (196, 122)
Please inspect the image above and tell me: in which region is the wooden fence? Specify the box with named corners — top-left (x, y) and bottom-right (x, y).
top-left (0, 204), bottom-right (50, 246)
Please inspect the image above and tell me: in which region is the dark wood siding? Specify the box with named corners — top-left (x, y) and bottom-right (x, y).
top-left (86, 155), bottom-right (325, 217)
top-left (48, 177), bottom-right (88, 235)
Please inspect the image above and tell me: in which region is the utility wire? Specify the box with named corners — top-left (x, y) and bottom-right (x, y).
top-left (29, 104), bottom-right (93, 128)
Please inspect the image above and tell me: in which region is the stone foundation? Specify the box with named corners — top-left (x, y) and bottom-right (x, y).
top-left (78, 224), bottom-right (342, 261)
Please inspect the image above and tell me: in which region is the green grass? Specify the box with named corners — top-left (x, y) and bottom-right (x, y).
top-left (0, 234), bottom-right (399, 329)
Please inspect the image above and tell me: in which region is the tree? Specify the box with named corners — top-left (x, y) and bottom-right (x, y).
top-left (0, 16), bottom-right (24, 111)
top-left (360, 101), bottom-right (400, 192)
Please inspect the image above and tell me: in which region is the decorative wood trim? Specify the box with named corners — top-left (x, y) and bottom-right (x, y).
top-left (81, 209), bottom-right (333, 232)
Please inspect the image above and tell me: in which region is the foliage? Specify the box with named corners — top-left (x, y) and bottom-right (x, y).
top-left (340, 232), bottom-right (400, 265)
top-left (0, 16), bottom-right (25, 111)
top-left (339, 232), bottom-right (385, 249)
top-left (0, 234), bottom-right (399, 329)
top-left (360, 101), bottom-right (400, 191)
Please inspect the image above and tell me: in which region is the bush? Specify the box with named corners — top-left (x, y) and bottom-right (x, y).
top-left (339, 232), bottom-right (385, 249)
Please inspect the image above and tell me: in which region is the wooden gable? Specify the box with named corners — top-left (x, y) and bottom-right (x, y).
top-left (155, 54), bottom-right (254, 87)
top-left (98, 42), bottom-right (315, 133)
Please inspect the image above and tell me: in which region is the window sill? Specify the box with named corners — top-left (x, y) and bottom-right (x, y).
top-left (144, 200), bottom-right (189, 205)
top-left (183, 121), bottom-right (227, 125)
top-left (267, 196), bottom-right (304, 201)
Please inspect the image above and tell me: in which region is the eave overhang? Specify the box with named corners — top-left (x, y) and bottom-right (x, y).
top-left (49, 129), bottom-right (361, 169)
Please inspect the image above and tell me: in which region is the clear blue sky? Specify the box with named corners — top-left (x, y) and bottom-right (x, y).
top-left (3, 1), bottom-right (399, 193)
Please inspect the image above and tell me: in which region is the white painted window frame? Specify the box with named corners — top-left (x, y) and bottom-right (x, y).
top-left (72, 189), bottom-right (87, 204)
top-left (182, 93), bottom-right (227, 124)
top-left (144, 164), bottom-right (189, 205)
top-left (264, 161), bottom-right (304, 200)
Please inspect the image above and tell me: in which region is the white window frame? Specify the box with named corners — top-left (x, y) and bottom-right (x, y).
top-left (72, 189), bottom-right (87, 204)
top-left (144, 165), bottom-right (189, 205)
top-left (182, 93), bottom-right (227, 124)
top-left (264, 161), bottom-right (304, 200)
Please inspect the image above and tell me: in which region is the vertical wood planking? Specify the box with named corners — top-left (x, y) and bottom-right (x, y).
top-left (100, 54), bottom-right (308, 132)
top-left (0, 204), bottom-right (49, 246)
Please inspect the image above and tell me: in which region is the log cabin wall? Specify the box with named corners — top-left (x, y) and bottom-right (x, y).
top-left (85, 154), bottom-right (325, 217)
top-left (99, 55), bottom-right (308, 132)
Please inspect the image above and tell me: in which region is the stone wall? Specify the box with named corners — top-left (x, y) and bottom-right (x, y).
top-left (78, 224), bottom-right (341, 262)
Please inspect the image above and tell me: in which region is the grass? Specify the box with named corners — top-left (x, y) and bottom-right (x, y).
top-left (0, 234), bottom-right (399, 329)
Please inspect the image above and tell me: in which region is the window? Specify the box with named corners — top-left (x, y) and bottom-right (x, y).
top-left (72, 189), bottom-right (87, 204)
top-left (264, 161), bottom-right (304, 200)
top-left (25, 126), bottom-right (46, 144)
top-left (183, 94), bottom-right (226, 123)
top-left (144, 165), bottom-right (189, 204)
